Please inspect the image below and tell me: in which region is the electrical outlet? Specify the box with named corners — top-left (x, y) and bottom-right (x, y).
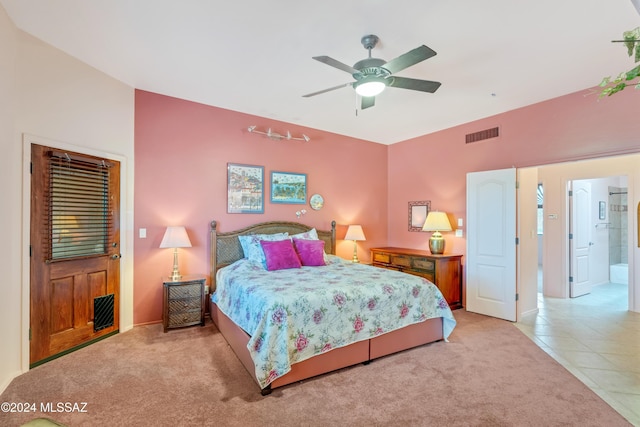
top-left (455, 229), bottom-right (463, 237)
top-left (139, 228), bottom-right (146, 238)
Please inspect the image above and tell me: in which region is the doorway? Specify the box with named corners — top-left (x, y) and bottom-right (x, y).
top-left (567, 177), bottom-right (628, 305)
top-left (535, 163), bottom-right (631, 312)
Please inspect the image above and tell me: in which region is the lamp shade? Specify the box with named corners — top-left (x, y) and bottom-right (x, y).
top-left (422, 212), bottom-right (452, 232)
top-left (422, 212), bottom-right (451, 255)
top-left (344, 225), bottom-right (366, 241)
top-left (159, 226), bottom-right (192, 249)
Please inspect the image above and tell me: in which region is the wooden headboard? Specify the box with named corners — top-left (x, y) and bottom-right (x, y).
top-left (209, 220), bottom-right (336, 291)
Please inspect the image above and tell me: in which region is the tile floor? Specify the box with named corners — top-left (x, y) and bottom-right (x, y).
top-left (515, 282), bottom-right (640, 426)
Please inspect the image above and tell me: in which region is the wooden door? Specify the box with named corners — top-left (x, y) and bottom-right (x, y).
top-left (30, 144), bottom-right (120, 366)
top-left (466, 168), bottom-right (517, 321)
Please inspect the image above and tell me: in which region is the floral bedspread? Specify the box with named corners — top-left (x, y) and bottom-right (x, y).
top-left (212, 255), bottom-right (456, 389)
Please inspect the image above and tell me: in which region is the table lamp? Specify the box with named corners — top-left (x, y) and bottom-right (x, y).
top-left (344, 225), bottom-right (366, 263)
top-left (422, 212), bottom-right (452, 254)
top-left (160, 226), bottom-right (192, 281)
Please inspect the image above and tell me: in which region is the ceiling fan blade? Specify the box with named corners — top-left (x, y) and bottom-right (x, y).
top-left (388, 77), bottom-right (441, 93)
top-left (382, 45), bottom-right (437, 74)
top-left (302, 82), bottom-right (353, 98)
top-left (312, 56), bottom-right (359, 74)
top-left (361, 96), bottom-right (375, 110)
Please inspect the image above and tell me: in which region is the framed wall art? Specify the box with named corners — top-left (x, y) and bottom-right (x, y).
top-left (408, 200), bottom-right (431, 231)
top-left (227, 163), bottom-right (264, 214)
top-left (270, 171), bottom-right (307, 204)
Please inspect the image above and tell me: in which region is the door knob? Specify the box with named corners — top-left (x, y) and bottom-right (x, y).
top-left (111, 254), bottom-right (121, 259)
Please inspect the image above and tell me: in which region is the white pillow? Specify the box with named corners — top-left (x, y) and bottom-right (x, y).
top-left (238, 233), bottom-right (289, 267)
top-left (289, 228), bottom-right (319, 240)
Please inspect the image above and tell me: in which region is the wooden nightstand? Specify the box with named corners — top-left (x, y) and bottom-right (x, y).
top-left (370, 247), bottom-right (463, 309)
top-left (162, 275), bottom-right (206, 332)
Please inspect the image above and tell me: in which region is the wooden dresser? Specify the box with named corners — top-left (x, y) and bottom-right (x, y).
top-left (370, 247), bottom-right (463, 309)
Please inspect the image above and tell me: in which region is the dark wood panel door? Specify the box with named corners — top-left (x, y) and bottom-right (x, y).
top-left (30, 144), bottom-right (120, 366)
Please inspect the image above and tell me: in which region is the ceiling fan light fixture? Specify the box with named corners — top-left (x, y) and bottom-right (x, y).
top-left (354, 77), bottom-right (386, 97)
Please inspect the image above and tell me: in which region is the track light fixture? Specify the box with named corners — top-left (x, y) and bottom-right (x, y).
top-left (247, 126), bottom-right (310, 142)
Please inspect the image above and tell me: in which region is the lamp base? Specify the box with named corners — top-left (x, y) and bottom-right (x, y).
top-left (351, 240), bottom-right (360, 263)
top-left (167, 248), bottom-right (183, 281)
top-left (429, 232), bottom-right (445, 255)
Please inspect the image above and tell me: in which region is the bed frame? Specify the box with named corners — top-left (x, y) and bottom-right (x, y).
top-left (209, 220), bottom-right (444, 395)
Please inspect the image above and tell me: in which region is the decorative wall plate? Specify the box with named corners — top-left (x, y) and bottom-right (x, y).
top-left (310, 194), bottom-right (324, 210)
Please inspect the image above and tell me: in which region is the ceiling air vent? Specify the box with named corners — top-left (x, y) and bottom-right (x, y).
top-left (465, 127), bottom-right (499, 144)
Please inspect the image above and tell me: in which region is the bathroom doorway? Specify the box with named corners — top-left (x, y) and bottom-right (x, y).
top-left (564, 176), bottom-right (628, 307)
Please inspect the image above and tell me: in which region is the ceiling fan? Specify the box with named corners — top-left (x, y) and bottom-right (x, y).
top-left (303, 34), bottom-right (441, 110)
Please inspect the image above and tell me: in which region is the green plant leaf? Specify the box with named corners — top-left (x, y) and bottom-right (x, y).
top-left (598, 27), bottom-right (640, 97)
top-left (613, 82), bottom-right (627, 94)
top-left (626, 65), bottom-right (640, 80)
top-left (623, 27), bottom-right (640, 60)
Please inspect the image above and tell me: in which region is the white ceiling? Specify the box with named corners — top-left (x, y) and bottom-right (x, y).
top-left (2, 0), bottom-right (639, 144)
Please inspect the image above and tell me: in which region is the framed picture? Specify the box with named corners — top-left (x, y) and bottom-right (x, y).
top-left (227, 163), bottom-right (264, 214)
top-left (408, 200), bottom-right (431, 231)
top-left (599, 201), bottom-right (606, 220)
top-left (270, 171), bottom-right (307, 204)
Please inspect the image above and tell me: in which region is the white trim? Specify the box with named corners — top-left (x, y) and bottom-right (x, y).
top-left (520, 307), bottom-right (539, 318)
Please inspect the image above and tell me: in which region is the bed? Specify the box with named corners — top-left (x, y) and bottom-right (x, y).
top-left (209, 220), bottom-right (456, 395)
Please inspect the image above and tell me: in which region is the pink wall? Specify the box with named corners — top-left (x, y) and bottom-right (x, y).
top-left (134, 86), bottom-right (639, 324)
top-left (388, 87), bottom-right (640, 257)
top-left (134, 90), bottom-right (388, 325)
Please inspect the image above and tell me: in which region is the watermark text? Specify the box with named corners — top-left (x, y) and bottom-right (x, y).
top-left (1, 401), bottom-right (88, 413)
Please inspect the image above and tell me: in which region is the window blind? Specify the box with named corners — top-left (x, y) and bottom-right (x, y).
top-left (44, 152), bottom-right (113, 262)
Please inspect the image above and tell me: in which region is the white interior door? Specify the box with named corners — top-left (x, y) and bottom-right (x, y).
top-left (466, 168), bottom-right (517, 321)
top-left (570, 180), bottom-right (593, 298)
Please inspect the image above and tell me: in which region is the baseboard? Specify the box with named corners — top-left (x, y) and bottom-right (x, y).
top-left (520, 307), bottom-right (539, 318)
top-left (133, 320), bottom-right (162, 327)
top-left (0, 369), bottom-right (24, 395)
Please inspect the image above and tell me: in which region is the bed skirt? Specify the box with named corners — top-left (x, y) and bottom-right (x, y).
top-left (210, 300), bottom-right (444, 394)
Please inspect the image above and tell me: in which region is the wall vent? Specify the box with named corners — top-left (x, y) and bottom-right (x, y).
top-left (94, 294), bottom-right (114, 332)
top-left (465, 127), bottom-right (499, 144)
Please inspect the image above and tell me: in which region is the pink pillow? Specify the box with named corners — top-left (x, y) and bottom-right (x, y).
top-left (260, 239), bottom-right (301, 271)
top-left (293, 238), bottom-right (326, 266)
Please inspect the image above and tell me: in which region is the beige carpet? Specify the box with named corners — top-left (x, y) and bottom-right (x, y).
top-left (0, 310), bottom-right (631, 427)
